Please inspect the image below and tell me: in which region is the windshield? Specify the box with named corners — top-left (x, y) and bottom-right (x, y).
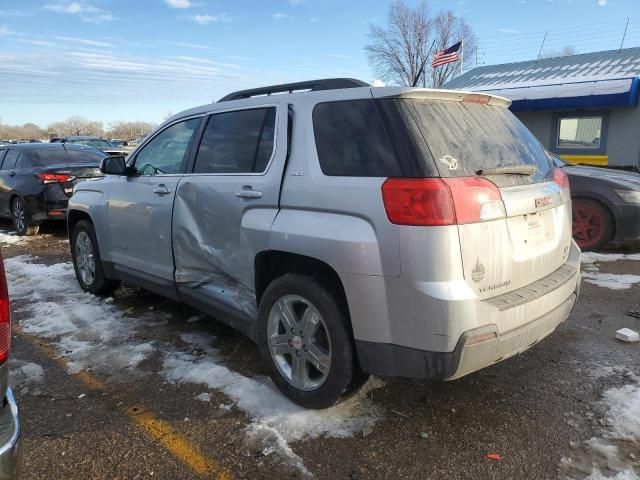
top-left (69, 139), bottom-right (114, 149)
top-left (387, 98), bottom-right (553, 183)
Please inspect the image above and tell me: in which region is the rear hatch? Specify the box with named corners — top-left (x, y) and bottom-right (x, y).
top-left (375, 90), bottom-right (573, 299)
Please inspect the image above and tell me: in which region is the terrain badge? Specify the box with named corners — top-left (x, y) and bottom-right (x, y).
top-left (471, 258), bottom-right (485, 283)
top-left (439, 155), bottom-right (459, 171)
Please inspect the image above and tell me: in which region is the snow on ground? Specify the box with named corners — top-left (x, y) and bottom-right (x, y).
top-left (560, 372), bottom-right (640, 480)
top-left (581, 272), bottom-right (640, 291)
top-left (5, 255), bottom-right (383, 474)
top-left (580, 252), bottom-right (640, 290)
top-left (0, 232), bottom-right (27, 246)
top-left (10, 358), bottom-right (44, 395)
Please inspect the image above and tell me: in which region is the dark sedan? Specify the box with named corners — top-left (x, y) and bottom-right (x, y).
top-left (552, 154), bottom-right (640, 250)
top-left (0, 144), bottom-right (107, 235)
top-left (50, 136), bottom-right (128, 157)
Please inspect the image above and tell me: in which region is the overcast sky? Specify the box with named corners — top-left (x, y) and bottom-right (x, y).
top-left (1, 0), bottom-right (638, 127)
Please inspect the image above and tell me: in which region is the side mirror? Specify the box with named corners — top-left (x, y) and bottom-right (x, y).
top-left (101, 155), bottom-right (132, 175)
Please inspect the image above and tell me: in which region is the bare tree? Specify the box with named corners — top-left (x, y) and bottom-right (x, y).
top-left (541, 45), bottom-right (578, 59)
top-left (365, 1), bottom-right (476, 88)
top-left (0, 122), bottom-right (45, 141)
top-left (106, 120), bottom-right (156, 141)
top-left (365, 1), bottom-right (433, 87)
top-left (429, 11), bottom-right (476, 88)
top-left (47, 116), bottom-right (104, 137)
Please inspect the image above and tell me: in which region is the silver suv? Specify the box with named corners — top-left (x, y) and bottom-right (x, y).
top-left (68, 79), bottom-right (581, 409)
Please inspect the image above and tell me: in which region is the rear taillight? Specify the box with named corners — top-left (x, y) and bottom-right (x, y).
top-left (0, 253), bottom-right (10, 364)
top-left (554, 167), bottom-right (570, 192)
top-left (36, 173), bottom-right (75, 184)
top-left (381, 177), bottom-right (506, 226)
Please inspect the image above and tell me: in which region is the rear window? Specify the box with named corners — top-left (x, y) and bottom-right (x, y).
top-left (313, 100), bottom-right (402, 177)
top-left (25, 148), bottom-right (68, 166)
top-left (389, 99), bottom-right (553, 182)
top-left (65, 147), bottom-right (108, 165)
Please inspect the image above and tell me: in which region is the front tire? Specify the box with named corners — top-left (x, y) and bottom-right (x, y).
top-left (257, 273), bottom-right (368, 409)
top-left (11, 197), bottom-right (39, 236)
top-left (71, 220), bottom-right (120, 295)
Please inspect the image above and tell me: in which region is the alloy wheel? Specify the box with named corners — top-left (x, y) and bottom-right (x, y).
top-left (12, 201), bottom-right (25, 233)
top-left (267, 294), bottom-right (332, 391)
top-left (75, 231), bottom-right (96, 286)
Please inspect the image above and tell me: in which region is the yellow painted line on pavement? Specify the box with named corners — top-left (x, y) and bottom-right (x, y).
top-left (18, 331), bottom-right (233, 480)
top-left (126, 405), bottom-right (232, 479)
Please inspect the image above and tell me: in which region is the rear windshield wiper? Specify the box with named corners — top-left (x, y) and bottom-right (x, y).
top-left (476, 165), bottom-right (538, 176)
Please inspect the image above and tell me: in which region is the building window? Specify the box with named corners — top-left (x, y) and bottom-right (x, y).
top-left (557, 116), bottom-right (602, 149)
top-left (552, 111), bottom-right (608, 155)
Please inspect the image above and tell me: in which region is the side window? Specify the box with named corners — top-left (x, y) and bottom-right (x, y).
top-left (2, 151), bottom-right (19, 170)
top-left (313, 99), bottom-right (402, 177)
top-left (133, 118), bottom-right (201, 176)
top-left (15, 154), bottom-right (31, 169)
top-left (0, 150), bottom-right (6, 169)
top-left (193, 107), bottom-right (276, 174)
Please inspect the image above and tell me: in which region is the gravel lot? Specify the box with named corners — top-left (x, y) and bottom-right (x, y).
top-left (2, 221), bottom-right (639, 480)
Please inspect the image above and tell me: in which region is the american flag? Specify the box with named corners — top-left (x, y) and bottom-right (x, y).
top-left (432, 41), bottom-right (462, 68)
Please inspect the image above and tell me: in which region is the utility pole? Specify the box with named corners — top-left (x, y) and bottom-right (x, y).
top-left (536, 31), bottom-right (547, 62)
top-left (619, 18), bottom-right (629, 52)
top-left (475, 42), bottom-right (478, 68)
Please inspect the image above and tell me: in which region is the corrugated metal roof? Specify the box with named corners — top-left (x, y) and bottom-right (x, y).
top-left (444, 47), bottom-right (640, 92)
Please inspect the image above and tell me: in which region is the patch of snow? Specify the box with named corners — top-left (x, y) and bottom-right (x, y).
top-left (10, 358), bottom-right (44, 394)
top-left (5, 255), bottom-right (383, 475)
top-left (560, 373), bottom-right (640, 479)
top-left (195, 392), bottom-right (211, 402)
top-left (5, 256), bottom-right (154, 375)
top-left (0, 232), bottom-right (26, 246)
top-left (163, 345), bottom-right (383, 468)
top-left (581, 253), bottom-right (640, 265)
top-left (582, 272), bottom-right (640, 290)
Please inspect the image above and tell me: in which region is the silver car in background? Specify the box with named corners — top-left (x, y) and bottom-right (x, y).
top-left (68, 79), bottom-right (581, 409)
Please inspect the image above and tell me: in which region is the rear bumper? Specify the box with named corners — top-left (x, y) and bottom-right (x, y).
top-left (354, 244), bottom-right (581, 379)
top-left (0, 389), bottom-right (22, 479)
top-left (356, 289), bottom-right (578, 379)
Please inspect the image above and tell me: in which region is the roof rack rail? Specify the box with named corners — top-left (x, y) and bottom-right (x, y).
top-left (217, 78), bottom-right (370, 102)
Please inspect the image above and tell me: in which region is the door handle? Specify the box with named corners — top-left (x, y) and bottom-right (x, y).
top-left (153, 184), bottom-right (171, 196)
top-left (234, 189), bottom-right (263, 200)
top-left (8, 172), bottom-right (15, 177)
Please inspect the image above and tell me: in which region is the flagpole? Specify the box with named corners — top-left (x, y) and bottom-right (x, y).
top-left (460, 40), bottom-right (464, 75)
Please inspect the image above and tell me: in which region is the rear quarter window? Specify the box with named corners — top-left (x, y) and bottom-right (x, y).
top-left (313, 99), bottom-right (403, 177)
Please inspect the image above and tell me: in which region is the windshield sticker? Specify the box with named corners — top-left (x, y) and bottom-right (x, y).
top-left (439, 155), bottom-right (459, 171)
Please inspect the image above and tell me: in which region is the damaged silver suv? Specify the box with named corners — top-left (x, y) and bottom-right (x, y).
top-left (68, 79), bottom-right (581, 409)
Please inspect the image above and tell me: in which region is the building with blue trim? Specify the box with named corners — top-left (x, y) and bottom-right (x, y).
top-left (444, 47), bottom-right (640, 168)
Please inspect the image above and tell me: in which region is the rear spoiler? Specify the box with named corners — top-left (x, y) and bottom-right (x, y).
top-left (371, 87), bottom-right (511, 108)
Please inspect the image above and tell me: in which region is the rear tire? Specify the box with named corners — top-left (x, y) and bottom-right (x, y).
top-left (572, 198), bottom-right (614, 251)
top-left (11, 197), bottom-right (39, 236)
top-left (71, 220), bottom-right (120, 295)
top-left (257, 273), bottom-right (368, 409)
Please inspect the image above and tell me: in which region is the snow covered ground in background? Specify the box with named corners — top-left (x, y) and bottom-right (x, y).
top-left (580, 252), bottom-right (640, 290)
top-left (5, 255), bottom-right (383, 473)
